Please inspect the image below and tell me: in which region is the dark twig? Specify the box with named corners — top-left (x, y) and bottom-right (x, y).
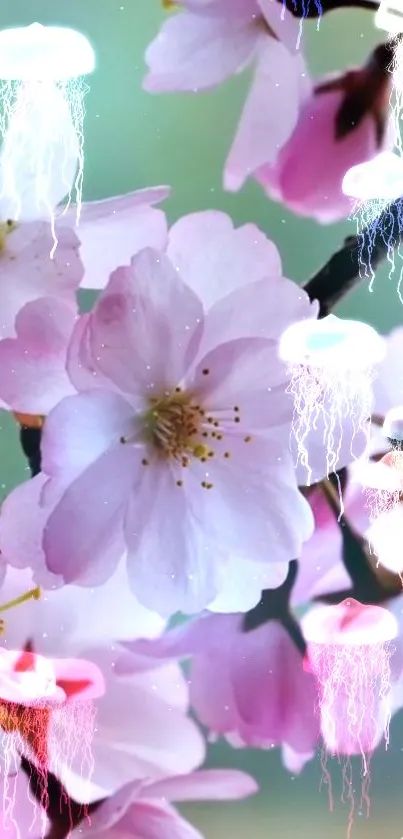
top-left (20, 756), bottom-right (105, 839)
top-left (304, 199), bottom-right (403, 317)
top-left (242, 561), bottom-right (307, 655)
top-left (19, 426), bottom-right (42, 477)
top-left (280, 0), bottom-right (378, 18)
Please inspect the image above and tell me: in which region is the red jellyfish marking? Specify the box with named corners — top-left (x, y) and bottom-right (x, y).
top-left (301, 599), bottom-right (398, 838)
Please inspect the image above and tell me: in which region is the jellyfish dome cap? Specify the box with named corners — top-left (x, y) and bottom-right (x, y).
top-left (383, 406), bottom-right (403, 443)
top-left (302, 599), bottom-right (398, 647)
top-left (0, 648), bottom-right (65, 705)
top-left (342, 151), bottom-right (403, 201)
top-left (278, 314), bottom-right (386, 369)
top-left (0, 23), bottom-right (95, 81)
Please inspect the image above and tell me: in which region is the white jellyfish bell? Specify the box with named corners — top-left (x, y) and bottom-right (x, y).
top-left (375, 0), bottom-right (403, 34)
top-left (279, 314), bottom-right (386, 483)
top-left (0, 23), bottom-right (95, 224)
top-left (342, 151), bottom-right (403, 202)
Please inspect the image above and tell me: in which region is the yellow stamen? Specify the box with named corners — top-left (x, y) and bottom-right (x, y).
top-left (0, 586), bottom-right (41, 614)
top-left (162, 0), bottom-right (178, 9)
top-left (0, 220), bottom-right (17, 254)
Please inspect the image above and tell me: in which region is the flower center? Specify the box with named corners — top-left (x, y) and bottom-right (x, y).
top-left (0, 219), bottom-right (17, 254)
top-left (144, 390), bottom-right (211, 464)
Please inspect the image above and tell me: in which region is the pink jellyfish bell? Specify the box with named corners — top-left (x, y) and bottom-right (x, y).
top-left (360, 406), bottom-right (403, 523)
top-left (302, 599), bottom-right (398, 834)
top-left (278, 314), bottom-right (385, 484)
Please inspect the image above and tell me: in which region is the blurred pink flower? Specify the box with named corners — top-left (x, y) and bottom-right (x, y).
top-left (60, 186), bottom-right (170, 290)
top-left (0, 566), bottom-right (204, 803)
top-left (256, 56), bottom-right (393, 222)
top-left (35, 245), bottom-right (314, 616)
top-left (118, 612), bottom-right (319, 774)
top-left (0, 222), bottom-right (83, 340)
top-left (77, 769), bottom-right (258, 839)
top-left (144, 1), bottom-right (309, 192)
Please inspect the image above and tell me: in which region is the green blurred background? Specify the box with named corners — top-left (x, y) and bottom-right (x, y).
top-left (1, 1), bottom-right (403, 836)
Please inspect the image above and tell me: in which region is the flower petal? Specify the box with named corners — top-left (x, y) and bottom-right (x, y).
top-left (144, 10), bottom-right (259, 92)
top-left (167, 211), bottom-right (282, 309)
top-left (125, 463), bottom-right (221, 616)
top-left (145, 769), bottom-right (258, 802)
top-left (59, 188), bottom-right (170, 290)
top-left (0, 297), bottom-right (76, 414)
top-left (87, 249), bottom-right (204, 395)
top-left (224, 40), bottom-right (306, 191)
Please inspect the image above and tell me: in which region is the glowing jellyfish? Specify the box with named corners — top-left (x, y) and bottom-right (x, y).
top-left (375, 0), bottom-right (403, 34)
top-left (361, 406), bottom-right (403, 522)
top-left (278, 314), bottom-right (386, 484)
top-left (302, 598), bottom-right (398, 837)
top-left (0, 23), bottom-right (95, 225)
top-left (342, 151), bottom-right (403, 203)
top-left (0, 585), bottom-right (103, 830)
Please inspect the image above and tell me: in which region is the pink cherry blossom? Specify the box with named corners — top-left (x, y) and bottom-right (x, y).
top-left (256, 64), bottom-right (393, 222)
top-left (0, 222), bottom-right (83, 340)
top-left (0, 565), bottom-right (204, 803)
top-left (77, 769), bottom-right (258, 839)
top-left (118, 612), bottom-right (319, 774)
top-left (60, 186), bottom-right (170, 290)
top-left (35, 245), bottom-right (314, 615)
top-left (144, 1), bottom-right (309, 192)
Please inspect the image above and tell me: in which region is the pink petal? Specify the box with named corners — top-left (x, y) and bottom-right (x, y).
top-left (126, 800), bottom-right (205, 839)
top-left (231, 622), bottom-right (319, 752)
top-left (59, 188), bottom-right (170, 290)
top-left (208, 556), bottom-right (288, 613)
top-left (190, 337), bottom-right (292, 429)
top-left (281, 744), bottom-right (315, 774)
top-left (145, 769), bottom-right (258, 802)
top-left (0, 297), bottom-right (76, 414)
top-left (59, 650), bottom-right (205, 799)
top-left (41, 389), bottom-right (137, 482)
top-left (167, 211), bottom-right (282, 309)
top-left (144, 11), bottom-right (259, 92)
top-left (186, 438), bottom-right (314, 565)
top-left (257, 0), bottom-right (301, 52)
top-left (87, 249), bottom-right (204, 395)
top-left (0, 224), bottom-right (83, 339)
top-left (201, 276), bottom-right (318, 354)
top-left (66, 313), bottom-right (115, 392)
top-left (0, 474), bottom-right (50, 574)
top-left (43, 442), bottom-right (136, 585)
top-left (125, 464), bottom-right (221, 615)
top-left (224, 40), bottom-right (306, 191)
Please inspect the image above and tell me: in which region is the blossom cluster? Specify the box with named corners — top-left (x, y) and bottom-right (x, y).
top-left (0, 2), bottom-right (402, 838)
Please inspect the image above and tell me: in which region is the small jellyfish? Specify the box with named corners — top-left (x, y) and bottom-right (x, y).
top-left (302, 599), bottom-right (398, 838)
top-left (279, 314), bottom-right (386, 484)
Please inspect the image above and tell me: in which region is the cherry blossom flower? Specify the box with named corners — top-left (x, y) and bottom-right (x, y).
top-left (0, 566), bottom-right (205, 803)
top-left (117, 612), bottom-right (319, 774)
top-left (34, 245), bottom-right (314, 615)
top-left (256, 46), bottom-right (394, 222)
top-left (144, 1), bottom-right (308, 193)
top-left (76, 769), bottom-right (258, 839)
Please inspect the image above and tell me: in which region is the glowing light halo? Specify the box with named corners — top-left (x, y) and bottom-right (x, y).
top-left (279, 315), bottom-right (385, 483)
top-left (342, 150), bottom-right (403, 202)
top-left (0, 23), bottom-right (95, 227)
